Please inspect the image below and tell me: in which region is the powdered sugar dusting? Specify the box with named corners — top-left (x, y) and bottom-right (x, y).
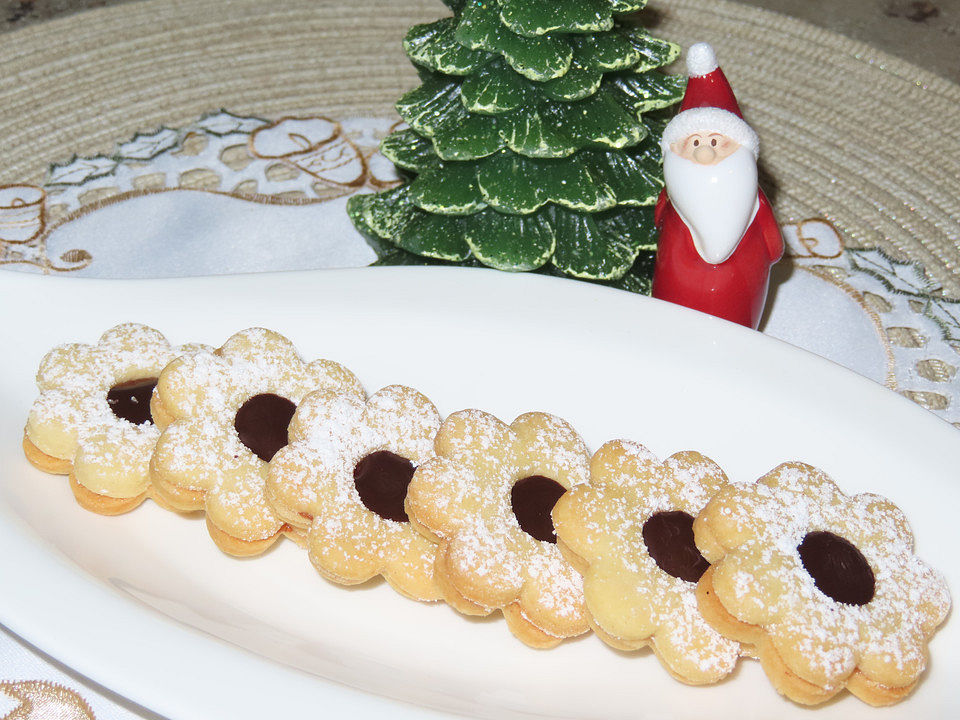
top-left (513, 412), bottom-right (590, 486)
top-left (653, 589), bottom-right (738, 677)
top-left (711, 462), bottom-right (951, 687)
top-left (411, 410), bottom-right (591, 635)
top-left (448, 519), bottom-right (525, 590)
top-left (564, 439), bottom-right (739, 679)
top-left (153, 328), bottom-right (364, 540)
top-left (26, 323), bottom-right (201, 497)
top-left (527, 547), bottom-right (585, 619)
top-left (269, 385), bottom-right (441, 590)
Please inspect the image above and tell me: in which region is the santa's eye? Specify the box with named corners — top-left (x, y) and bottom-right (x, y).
top-left (711, 138), bottom-right (718, 147)
top-left (693, 139), bottom-right (700, 147)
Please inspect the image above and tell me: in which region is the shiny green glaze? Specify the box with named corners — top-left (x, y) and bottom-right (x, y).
top-left (551, 205), bottom-right (656, 279)
top-left (409, 162), bottom-right (488, 214)
top-left (464, 207), bottom-right (557, 271)
top-left (395, 210), bottom-right (472, 261)
top-left (498, 0), bottom-right (613, 37)
top-left (539, 62), bottom-right (603, 101)
top-left (620, 29), bottom-right (682, 73)
top-left (476, 152), bottom-right (616, 214)
top-left (380, 129), bottom-right (438, 173)
top-left (609, 0), bottom-right (648, 12)
top-left (609, 72), bottom-right (687, 114)
top-left (545, 89), bottom-right (647, 149)
top-left (396, 78), bottom-right (464, 136)
top-left (350, 0), bottom-right (683, 283)
top-left (404, 19), bottom-right (491, 75)
top-left (571, 31), bottom-right (641, 71)
top-left (580, 141), bottom-right (662, 206)
top-left (457, 1), bottom-right (572, 81)
top-left (460, 58), bottom-right (538, 114)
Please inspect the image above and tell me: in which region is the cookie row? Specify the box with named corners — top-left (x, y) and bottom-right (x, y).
top-left (22, 324), bottom-right (950, 707)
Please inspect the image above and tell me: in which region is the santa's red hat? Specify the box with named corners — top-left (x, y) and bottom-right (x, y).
top-left (661, 42), bottom-right (759, 158)
top-left (680, 42), bottom-right (743, 116)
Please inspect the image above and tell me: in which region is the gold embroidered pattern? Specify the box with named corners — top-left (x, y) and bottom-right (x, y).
top-left (0, 680), bottom-right (96, 720)
top-left (0, 112), bottom-right (401, 275)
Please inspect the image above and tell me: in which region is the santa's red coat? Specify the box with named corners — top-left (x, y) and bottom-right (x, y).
top-left (651, 188), bottom-right (784, 328)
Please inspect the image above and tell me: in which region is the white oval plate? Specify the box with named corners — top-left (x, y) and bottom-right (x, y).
top-left (0, 267), bottom-right (955, 719)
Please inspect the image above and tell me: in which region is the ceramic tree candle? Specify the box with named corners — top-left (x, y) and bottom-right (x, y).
top-left (349, 0), bottom-right (686, 288)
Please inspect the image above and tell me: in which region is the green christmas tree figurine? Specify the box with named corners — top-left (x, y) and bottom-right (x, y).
top-left (348, 0), bottom-right (685, 289)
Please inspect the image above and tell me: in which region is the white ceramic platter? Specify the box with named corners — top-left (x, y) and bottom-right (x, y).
top-left (0, 267), bottom-right (956, 719)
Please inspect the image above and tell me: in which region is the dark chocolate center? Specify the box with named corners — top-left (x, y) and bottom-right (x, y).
top-left (642, 511), bottom-right (710, 583)
top-left (107, 377), bottom-right (158, 426)
top-left (510, 475), bottom-right (566, 543)
top-left (353, 450), bottom-right (416, 522)
top-left (798, 531), bottom-right (875, 606)
top-left (233, 393), bottom-right (296, 462)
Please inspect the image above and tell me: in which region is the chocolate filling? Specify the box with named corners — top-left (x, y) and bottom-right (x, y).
top-left (233, 393), bottom-right (296, 462)
top-left (353, 450), bottom-right (416, 522)
top-left (642, 511), bottom-right (710, 583)
top-left (798, 531), bottom-right (875, 606)
top-left (107, 377), bottom-right (158, 426)
top-left (511, 475), bottom-right (566, 543)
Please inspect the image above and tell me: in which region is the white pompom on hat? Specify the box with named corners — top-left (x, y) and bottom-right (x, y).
top-left (685, 42), bottom-right (719, 77)
top-left (678, 42), bottom-right (743, 116)
top-left (661, 107), bottom-right (759, 158)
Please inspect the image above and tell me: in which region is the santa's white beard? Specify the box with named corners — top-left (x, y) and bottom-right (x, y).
top-left (663, 147), bottom-right (759, 264)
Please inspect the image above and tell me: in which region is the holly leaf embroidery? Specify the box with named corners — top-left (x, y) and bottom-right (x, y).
top-left (47, 156), bottom-right (118, 186)
top-left (846, 248), bottom-right (939, 297)
top-left (922, 297), bottom-right (960, 345)
top-left (117, 128), bottom-right (180, 160)
top-left (194, 110), bottom-right (268, 136)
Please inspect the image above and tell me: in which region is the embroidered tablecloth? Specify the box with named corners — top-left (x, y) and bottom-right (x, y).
top-left (1, 0), bottom-right (958, 717)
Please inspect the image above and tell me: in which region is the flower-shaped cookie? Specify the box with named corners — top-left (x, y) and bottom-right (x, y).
top-left (406, 409), bottom-right (591, 648)
top-left (553, 440), bottom-right (740, 684)
top-left (23, 323), bottom-right (203, 514)
top-left (267, 385), bottom-right (442, 601)
top-left (150, 328), bottom-right (364, 556)
top-left (694, 462), bottom-right (951, 706)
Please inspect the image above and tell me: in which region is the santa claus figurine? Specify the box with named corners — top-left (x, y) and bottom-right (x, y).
top-left (652, 42), bottom-right (783, 329)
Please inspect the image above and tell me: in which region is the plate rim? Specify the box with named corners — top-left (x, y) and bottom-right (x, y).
top-left (0, 266), bottom-right (956, 720)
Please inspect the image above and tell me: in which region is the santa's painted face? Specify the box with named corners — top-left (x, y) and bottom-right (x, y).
top-left (670, 133), bottom-right (741, 166)
top-left (663, 133), bottom-right (759, 265)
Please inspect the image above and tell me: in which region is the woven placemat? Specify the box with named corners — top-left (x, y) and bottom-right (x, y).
top-left (1, 0), bottom-right (958, 296)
